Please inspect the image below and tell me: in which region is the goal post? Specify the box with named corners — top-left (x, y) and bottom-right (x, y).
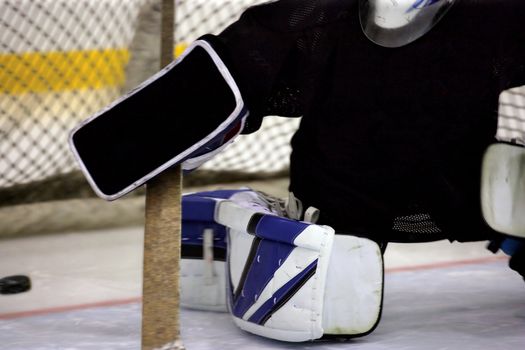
top-left (141, 1), bottom-right (184, 349)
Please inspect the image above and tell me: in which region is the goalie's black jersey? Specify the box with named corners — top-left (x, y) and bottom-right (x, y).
top-left (216, 0), bottom-right (525, 242)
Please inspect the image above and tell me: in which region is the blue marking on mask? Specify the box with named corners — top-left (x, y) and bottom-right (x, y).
top-left (407, 0), bottom-right (442, 13)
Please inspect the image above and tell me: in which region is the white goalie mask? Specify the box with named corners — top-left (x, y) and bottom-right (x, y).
top-left (359, 0), bottom-right (456, 47)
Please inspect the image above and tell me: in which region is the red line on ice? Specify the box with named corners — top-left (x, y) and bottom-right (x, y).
top-left (0, 296), bottom-right (141, 320)
top-left (0, 256), bottom-right (509, 320)
top-left (385, 255), bottom-right (508, 273)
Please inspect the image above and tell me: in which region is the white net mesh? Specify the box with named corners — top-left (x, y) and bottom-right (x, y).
top-left (1, 0), bottom-right (524, 199)
top-left (497, 87), bottom-right (525, 145)
top-left (0, 0), bottom-right (298, 194)
top-left (0, 0), bottom-right (142, 187)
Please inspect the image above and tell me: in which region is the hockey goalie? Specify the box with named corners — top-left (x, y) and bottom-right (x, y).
top-left (70, 0), bottom-right (525, 342)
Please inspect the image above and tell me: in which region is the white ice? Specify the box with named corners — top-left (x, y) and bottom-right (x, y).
top-left (0, 226), bottom-right (524, 349)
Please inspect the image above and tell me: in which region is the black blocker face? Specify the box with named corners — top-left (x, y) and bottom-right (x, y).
top-left (70, 43), bottom-right (241, 200)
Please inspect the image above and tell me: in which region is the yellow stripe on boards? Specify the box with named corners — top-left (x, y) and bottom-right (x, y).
top-left (0, 43), bottom-right (188, 95)
top-left (0, 49), bottom-right (130, 94)
top-left (174, 43), bottom-right (188, 58)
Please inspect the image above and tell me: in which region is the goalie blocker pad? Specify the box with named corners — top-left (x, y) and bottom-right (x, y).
top-left (69, 38), bottom-right (247, 200)
top-left (180, 189), bottom-right (384, 342)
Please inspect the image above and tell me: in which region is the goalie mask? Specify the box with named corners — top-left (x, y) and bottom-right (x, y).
top-left (359, 0), bottom-right (456, 48)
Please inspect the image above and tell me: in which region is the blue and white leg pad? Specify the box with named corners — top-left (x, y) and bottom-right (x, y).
top-left (180, 189), bottom-right (248, 311)
top-left (180, 189), bottom-right (284, 311)
top-left (181, 189), bottom-right (384, 342)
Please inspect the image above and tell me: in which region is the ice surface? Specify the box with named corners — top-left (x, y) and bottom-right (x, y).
top-left (0, 228), bottom-right (524, 349)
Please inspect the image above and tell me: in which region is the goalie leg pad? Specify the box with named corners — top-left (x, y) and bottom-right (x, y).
top-left (180, 189), bottom-right (384, 341)
top-left (224, 207), bottom-right (383, 342)
top-left (180, 189), bottom-right (271, 311)
top-left (180, 221), bottom-right (228, 312)
top-left (180, 190), bottom-right (251, 312)
top-left (227, 223), bottom-right (335, 342)
top-left (322, 235), bottom-right (383, 337)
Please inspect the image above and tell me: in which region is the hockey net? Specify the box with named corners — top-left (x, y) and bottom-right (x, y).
top-left (0, 0), bottom-right (298, 209)
top-left (1, 0), bottom-right (524, 231)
